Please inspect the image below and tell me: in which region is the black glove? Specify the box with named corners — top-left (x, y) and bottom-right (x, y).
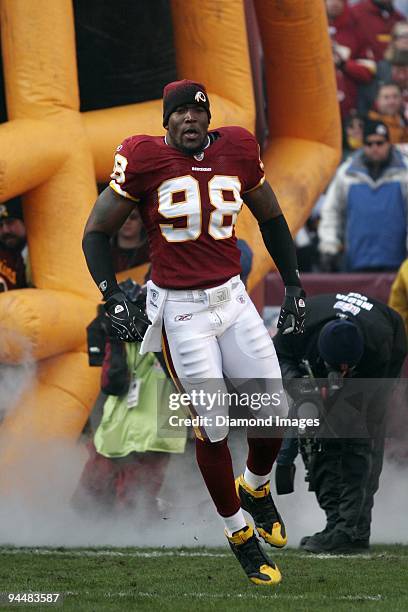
top-left (277, 286), bottom-right (306, 335)
top-left (104, 292), bottom-right (149, 342)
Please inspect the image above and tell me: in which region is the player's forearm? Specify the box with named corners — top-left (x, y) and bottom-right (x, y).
top-left (259, 214), bottom-right (301, 287)
top-left (82, 230), bottom-right (120, 299)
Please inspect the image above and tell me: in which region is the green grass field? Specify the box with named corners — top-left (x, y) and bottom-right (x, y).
top-left (0, 545), bottom-right (407, 611)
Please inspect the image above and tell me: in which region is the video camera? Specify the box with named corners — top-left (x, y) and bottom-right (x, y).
top-left (290, 359), bottom-right (345, 430)
top-left (276, 359), bottom-right (343, 494)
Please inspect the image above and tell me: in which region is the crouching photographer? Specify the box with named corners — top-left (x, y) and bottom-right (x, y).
top-left (273, 292), bottom-right (406, 554)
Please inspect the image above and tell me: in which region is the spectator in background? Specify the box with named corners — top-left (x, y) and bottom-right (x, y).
top-left (382, 21), bottom-right (408, 67)
top-left (110, 206), bottom-right (149, 272)
top-left (0, 197), bottom-right (28, 292)
top-left (78, 207), bottom-right (152, 517)
top-left (342, 111), bottom-right (364, 156)
top-left (359, 22), bottom-right (408, 114)
top-left (318, 119), bottom-right (408, 272)
top-left (326, 0), bottom-right (376, 122)
top-left (295, 216), bottom-right (321, 272)
top-left (385, 51), bottom-right (408, 121)
top-left (368, 82), bottom-right (408, 141)
top-left (75, 281), bottom-right (186, 517)
top-left (351, 0), bottom-right (405, 61)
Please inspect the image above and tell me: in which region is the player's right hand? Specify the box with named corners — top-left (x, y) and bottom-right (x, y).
top-left (104, 292), bottom-right (149, 342)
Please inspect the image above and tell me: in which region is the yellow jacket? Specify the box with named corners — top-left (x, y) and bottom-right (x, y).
top-left (389, 259), bottom-right (408, 335)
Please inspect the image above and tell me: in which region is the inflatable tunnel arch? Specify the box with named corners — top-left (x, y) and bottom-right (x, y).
top-left (0, 0), bottom-right (340, 470)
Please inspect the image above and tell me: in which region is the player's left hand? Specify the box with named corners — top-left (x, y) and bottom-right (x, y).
top-left (278, 286), bottom-right (306, 335)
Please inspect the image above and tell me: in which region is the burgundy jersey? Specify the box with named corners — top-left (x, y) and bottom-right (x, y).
top-left (109, 126), bottom-right (264, 289)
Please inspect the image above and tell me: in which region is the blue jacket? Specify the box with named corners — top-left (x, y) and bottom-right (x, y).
top-left (318, 147), bottom-right (408, 271)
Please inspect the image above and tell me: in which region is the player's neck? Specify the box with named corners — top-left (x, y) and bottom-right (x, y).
top-left (164, 134), bottom-right (211, 153)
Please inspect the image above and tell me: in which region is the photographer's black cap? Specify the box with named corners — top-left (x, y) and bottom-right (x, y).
top-left (318, 319), bottom-right (364, 368)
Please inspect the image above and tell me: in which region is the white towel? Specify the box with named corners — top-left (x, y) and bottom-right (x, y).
top-left (140, 280), bottom-right (168, 354)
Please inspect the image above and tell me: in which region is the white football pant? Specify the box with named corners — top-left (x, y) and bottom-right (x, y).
top-left (149, 276), bottom-right (288, 442)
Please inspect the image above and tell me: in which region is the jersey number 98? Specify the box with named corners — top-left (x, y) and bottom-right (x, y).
top-left (158, 175), bottom-right (243, 242)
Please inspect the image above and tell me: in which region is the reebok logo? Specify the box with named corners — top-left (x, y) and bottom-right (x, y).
top-left (192, 167), bottom-right (212, 171)
top-left (175, 314), bottom-right (193, 321)
top-left (114, 305), bottom-right (124, 314)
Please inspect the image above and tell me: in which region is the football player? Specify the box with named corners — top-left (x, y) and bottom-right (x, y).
top-left (83, 80), bottom-right (305, 585)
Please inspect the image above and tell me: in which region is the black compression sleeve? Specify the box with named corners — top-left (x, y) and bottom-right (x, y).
top-left (82, 231), bottom-right (120, 300)
top-left (259, 215), bottom-right (301, 287)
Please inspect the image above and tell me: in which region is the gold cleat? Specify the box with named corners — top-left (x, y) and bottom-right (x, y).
top-left (236, 474), bottom-right (287, 548)
top-left (226, 524), bottom-right (282, 585)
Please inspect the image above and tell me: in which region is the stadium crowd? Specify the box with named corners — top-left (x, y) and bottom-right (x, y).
top-left (298, 0), bottom-right (408, 275)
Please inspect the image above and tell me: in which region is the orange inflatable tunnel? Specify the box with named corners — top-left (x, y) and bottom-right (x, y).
top-left (0, 0), bottom-right (340, 471)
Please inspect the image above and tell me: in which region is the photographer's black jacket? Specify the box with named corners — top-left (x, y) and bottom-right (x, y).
top-left (273, 292), bottom-right (407, 380)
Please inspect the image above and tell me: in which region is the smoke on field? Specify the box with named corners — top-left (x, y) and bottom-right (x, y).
top-left (0, 428), bottom-right (406, 548)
